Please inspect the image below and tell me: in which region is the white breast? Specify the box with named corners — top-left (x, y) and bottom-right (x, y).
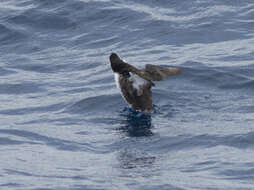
top-left (114, 72), bottom-right (148, 93)
top-left (114, 73), bottom-right (120, 89)
top-left (128, 73), bottom-right (148, 91)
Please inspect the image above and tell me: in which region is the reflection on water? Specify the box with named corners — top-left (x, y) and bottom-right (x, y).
top-left (116, 108), bottom-right (156, 172)
top-left (118, 150), bottom-right (156, 170)
top-left (119, 108), bottom-right (154, 137)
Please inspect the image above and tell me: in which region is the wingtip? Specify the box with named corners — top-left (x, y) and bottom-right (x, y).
top-left (174, 67), bottom-right (182, 75)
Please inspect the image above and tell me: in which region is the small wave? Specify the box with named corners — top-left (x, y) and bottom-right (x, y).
top-left (0, 137), bottom-right (37, 146)
top-left (4, 168), bottom-right (88, 180)
top-left (12, 62), bottom-right (71, 74)
top-left (0, 23), bottom-right (28, 45)
top-left (180, 62), bottom-right (254, 91)
top-left (8, 8), bottom-right (76, 31)
top-left (128, 132), bottom-right (254, 155)
top-left (0, 129), bottom-right (95, 152)
top-left (0, 67), bottom-right (16, 76)
top-left (0, 183), bottom-right (21, 188)
top-left (66, 94), bottom-right (123, 115)
top-left (0, 102), bottom-right (66, 115)
top-left (0, 82), bottom-right (45, 95)
top-left (217, 167), bottom-right (254, 181)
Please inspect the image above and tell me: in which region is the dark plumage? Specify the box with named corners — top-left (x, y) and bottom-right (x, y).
top-left (109, 53), bottom-right (181, 112)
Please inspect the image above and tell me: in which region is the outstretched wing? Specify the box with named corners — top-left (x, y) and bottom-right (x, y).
top-left (123, 60), bottom-right (180, 82)
top-left (145, 64), bottom-right (181, 81)
top-left (123, 62), bottom-right (155, 86)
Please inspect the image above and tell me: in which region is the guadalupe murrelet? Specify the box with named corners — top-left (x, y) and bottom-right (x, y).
top-left (109, 53), bottom-right (181, 112)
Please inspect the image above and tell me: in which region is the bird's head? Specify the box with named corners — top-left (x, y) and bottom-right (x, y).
top-left (109, 53), bottom-right (128, 74)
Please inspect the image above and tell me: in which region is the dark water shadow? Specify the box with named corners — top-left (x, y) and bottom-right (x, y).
top-left (108, 108), bottom-right (157, 171)
top-left (0, 129), bottom-right (97, 152)
top-left (118, 107), bottom-right (154, 137)
top-left (118, 149), bottom-right (156, 170)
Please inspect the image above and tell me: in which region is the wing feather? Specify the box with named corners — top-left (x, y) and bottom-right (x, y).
top-left (145, 64), bottom-right (181, 81)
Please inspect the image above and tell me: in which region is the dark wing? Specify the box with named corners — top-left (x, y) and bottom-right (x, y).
top-left (123, 62), bottom-right (155, 86)
top-left (123, 60), bottom-right (180, 83)
top-left (144, 64), bottom-right (181, 81)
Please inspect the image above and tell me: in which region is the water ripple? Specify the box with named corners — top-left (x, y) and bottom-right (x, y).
top-left (0, 0), bottom-right (254, 189)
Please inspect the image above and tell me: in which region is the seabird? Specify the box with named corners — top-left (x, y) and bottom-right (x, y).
top-left (109, 53), bottom-right (181, 112)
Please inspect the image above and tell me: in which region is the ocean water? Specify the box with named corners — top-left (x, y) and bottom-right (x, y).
top-left (1, 0), bottom-right (254, 189)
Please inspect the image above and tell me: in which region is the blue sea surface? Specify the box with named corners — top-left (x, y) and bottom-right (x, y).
top-left (1, 0), bottom-right (254, 189)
